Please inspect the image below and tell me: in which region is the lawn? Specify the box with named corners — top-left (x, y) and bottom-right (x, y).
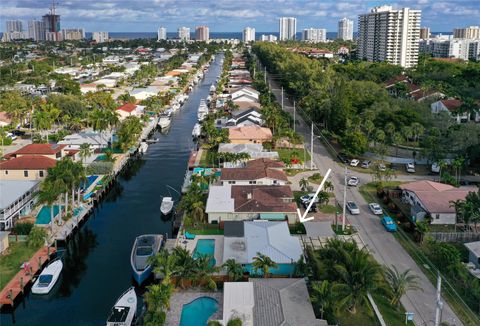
top-left (198, 149), bottom-right (217, 167)
top-left (373, 293), bottom-right (414, 326)
top-left (186, 224), bottom-right (224, 235)
top-left (0, 242), bottom-right (39, 290)
top-left (277, 148), bottom-right (311, 163)
top-left (336, 303), bottom-right (380, 326)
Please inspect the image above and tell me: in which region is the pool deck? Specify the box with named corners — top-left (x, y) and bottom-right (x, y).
top-left (50, 204), bottom-right (93, 242)
top-left (176, 235), bottom-right (224, 268)
top-left (165, 290), bottom-right (223, 326)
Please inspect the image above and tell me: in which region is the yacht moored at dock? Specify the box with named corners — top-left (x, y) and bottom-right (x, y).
top-left (130, 234), bottom-right (163, 285)
top-left (158, 114), bottom-right (171, 130)
top-left (197, 99), bottom-right (208, 121)
top-left (106, 287), bottom-right (137, 326)
top-left (31, 259), bottom-right (63, 294)
top-left (192, 123), bottom-right (201, 138)
top-left (139, 141), bottom-right (148, 154)
top-left (160, 196), bottom-right (174, 217)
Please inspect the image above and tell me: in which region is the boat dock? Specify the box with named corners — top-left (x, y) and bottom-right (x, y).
top-left (52, 204), bottom-right (93, 244)
top-left (0, 246), bottom-right (57, 307)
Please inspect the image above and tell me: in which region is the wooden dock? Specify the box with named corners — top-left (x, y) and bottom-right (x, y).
top-left (0, 246), bottom-right (57, 307)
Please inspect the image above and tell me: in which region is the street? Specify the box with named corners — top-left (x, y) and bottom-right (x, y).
top-left (264, 70), bottom-right (462, 326)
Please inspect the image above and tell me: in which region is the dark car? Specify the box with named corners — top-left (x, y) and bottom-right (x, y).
top-left (302, 201), bottom-right (317, 213)
top-left (337, 153), bottom-right (349, 164)
top-left (12, 130), bottom-right (26, 136)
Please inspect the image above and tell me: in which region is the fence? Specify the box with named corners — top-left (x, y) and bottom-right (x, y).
top-left (427, 232), bottom-right (480, 243)
top-left (8, 235), bottom-right (28, 242)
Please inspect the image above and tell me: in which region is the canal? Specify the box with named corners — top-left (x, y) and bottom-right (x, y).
top-left (1, 53), bottom-right (223, 326)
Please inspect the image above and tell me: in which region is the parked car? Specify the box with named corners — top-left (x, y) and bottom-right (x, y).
top-left (6, 132), bottom-right (17, 141)
top-left (361, 160), bottom-right (371, 168)
top-left (350, 159), bottom-right (360, 167)
top-left (346, 201), bottom-right (360, 215)
top-left (405, 162), bottom-right (415, 173)
top-left (377, 163), bottom-right (386, 172)
top-left (302, 201), bottom-right (317, 213)
top-left (381, 215), bottom-right (398, 232)
top-left (347, 176), bottom-right (359, 186)
top-left (11, 130), bottom-right (25, 136)
top-left (337, 153), bottom-right (349, 164)
top-left (431, 163), bottom-right (440, 173)
top-left (368, 203), bottom-right (383, 215)
top-left (300, 193), bottom-right (318, 204)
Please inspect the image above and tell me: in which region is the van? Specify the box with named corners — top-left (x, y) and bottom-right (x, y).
top-left (431, 163), bottom-right (440, 173)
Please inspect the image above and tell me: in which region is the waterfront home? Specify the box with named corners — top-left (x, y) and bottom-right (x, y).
top-left (399, 180), bottom-right (475, 224)
top-left (218, 143), bottom-right (279, 164)
top-left (230, 87), bottom-right (260, 103)
top-left (220, 160), bottom-right (288, 186)
top-left (130, 86), bottom-right (160, 101)
top-left (431, 99), bottom-right (479, 123)
top-left (0, 180), bottom-right (39, 230)
top-left (59, 131), bottom-right (112, 149)
top-left (222, 221), bottom-right (303, 275)
top-left (0, 156), bottom-right (56, 180)
top-left (116, 103), bottom-right (145, 121)
top-left (7, 143), bottom-right (67, 160)
top-left (231, 101), bottom-right (261, 112)
top-left (226, 109), bottom-right (263, 127)
top-left (80, 83), bottom-right (99, 94)
top-left (205, 184), bottom-right (297, 224)
top-left (228, 126), bottom-right (273, 144)
top-left (222, 279), bottom-right (327, 326)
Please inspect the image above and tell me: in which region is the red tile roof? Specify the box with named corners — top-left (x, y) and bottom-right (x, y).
top-left (231, 185), bottom-right (296, 213)
top-left (221, 167), bottom-right (287, 182)
top-left (116, 103), bottom-right (137, 113)
top-left (12, 144), bottom-right (65, 156)
top-left (440, 99), bottom-right (463, 111)
top-left (246, 159), bottom-right (285, 169)
top-left (0, 155), bottom-right (57, 170)
top-left (229, 126), bottom-right (272, 141)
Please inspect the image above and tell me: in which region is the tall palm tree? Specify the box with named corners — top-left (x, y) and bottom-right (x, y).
top-left (172, 246), bottom-right (196, 288)
top-left (223, 258), bottom-right (243, 281)
top-left (385, 265), bottom-right (421, 308)
top-left (37, 181), bottom-right (60, 231)
top-left (299, 177), bottom-right (309, 191)
top-left (151, 249), bottom-right (177, 285)
top-left (79, 143), bottom-right (92, 165)
top-left (193, 255), bottom-right (219, 290)
top-left (252, 252), bottom-right (278, 278)
top-left (191, 201), bottom-right (205, 225)
top-left (311, 280), bottom-right (335, 320)
top-left (411, 122), bottom-right (425, 142)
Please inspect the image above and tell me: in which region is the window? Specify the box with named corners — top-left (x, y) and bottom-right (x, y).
top-left (24, 171), bottom-right (28, 177)
top-left (249, 181), bottom-right (256, 184)
top-left (435, 214), bottom-right (440, 220)
top-left (228, 181), bottom-right (236, 184)
top-left (56, 152), bottom-right (61, 159)
top-left (5, 170), bottom-right (8, 175)
top-left (39, 171), bottom-right (44, 177)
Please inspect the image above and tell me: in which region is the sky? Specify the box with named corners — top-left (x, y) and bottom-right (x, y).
top-left (1, 0), bottom-right (479, 33)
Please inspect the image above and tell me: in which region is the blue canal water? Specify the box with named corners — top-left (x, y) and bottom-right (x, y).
top-left (1, 53), bottom-right (224, 326)
top-left (193, 239), bottom-right (216, 267)
top-left (179, 297), bottom-right (219, 326)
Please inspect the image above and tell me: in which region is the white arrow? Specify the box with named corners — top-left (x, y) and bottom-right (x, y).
top-left (297, 168), bottom-right (332, 223)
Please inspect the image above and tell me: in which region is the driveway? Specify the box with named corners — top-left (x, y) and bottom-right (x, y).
top-left (263, 67), bottom-right (462, 326)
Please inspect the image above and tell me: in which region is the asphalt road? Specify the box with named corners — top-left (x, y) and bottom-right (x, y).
top-left (263, 69), bottom-right (462, 326)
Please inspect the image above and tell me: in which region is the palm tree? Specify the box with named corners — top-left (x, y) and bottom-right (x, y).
top-left (193, 255), bottom-right (219, 290)
top-left (324, 181), bottom-right (334, 192)
top-left (384, 122), bottom-right (396, 144)
top-left (171, 246), bottom-right (196, 288)
top-left (223, 258), bottom-right (243, 281)
top-left (79, 143), bottom-right (92, 165)
top-left (401, 126), bottom-right (414, 143)
top-left (317, 191), bottom-right (330, 206)
top-left (385, 266), bottom-right (421, 308)
top-left (88, 108), bottom-right (109, 147)
top-left (252, 252), bottom-right (278, 278)
top-left (450, 200), bottom-right (469, 229)
top-left (411, 122), bottom-right (425, 142)
top-left (299, 177), bottom-right (309, 191)
top-left (151, 249), bottom-right (178, 285)
top-left (393, 132), bottom-right (403, 156)
top-left (37, 181), bottom-right (60, 231)
top-left (191, 201), bottom-right (205, 225)
top-left (311, 280), bottom-right (335, 320)
top-left (452, 156), bottom-right (465, 184)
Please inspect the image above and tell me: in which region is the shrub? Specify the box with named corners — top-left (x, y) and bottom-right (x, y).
top-left (227, 318), bottom-right (242, 326)
top-left (207, 322), bottom-right (222, 326)
top-left (87, 161), bottom-right (114, 175)
top-left (13, 221), bottom-right (34, 235)
top-left (27, 227), bottom-right (47, 248)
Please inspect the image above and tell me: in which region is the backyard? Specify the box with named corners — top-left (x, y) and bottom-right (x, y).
top-left (0, 241), bottom-right (40, 289)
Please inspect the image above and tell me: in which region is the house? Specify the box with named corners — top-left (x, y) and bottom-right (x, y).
top-left (399, 180), bottom-right (475, 224)
top-left (464, 241), bottom-right (480, 269)
top-left (222, 279), bottom-right (327, 326)
top-left (431, 99), bottom-right (478, 123)
top-left (0, 156), bottom-right (56, 180)
top-left (218, 143), bottom-right (279, 163)
top-left (206, 185), bottom-right (297, 224)
top-left (0, 231), bottom-right (9, 254)
top-left (220, 161), bottom-right (288, 185)
top-left (228, 126), bottom-right (272, 144)
top-left (0, 111), bottom-right (12, 127)
top-left (8, 143), bottom-right (67, 160)
top-left (226, 109), bottom-right (263, 127)
top-left (230, 87), bottom-right (260, 103)
top-left (222, 221), bottom-right (303, 275)
top-left (130, 86), bottom-right (159, 101)
top-left (0, 180), bottom-right (40, 230)
top-left (80, 83), bottom-right (98, 94)
top-left (115, 103), bottom-right (145, 121)
top-left (231, 101), bottom-right (261, 111)
top-left (59, 131), bottom-right (112, 149)
top-left (93, 78), bottom-right (117, 88)
top-left (384, 76), bottom-right (444, 102)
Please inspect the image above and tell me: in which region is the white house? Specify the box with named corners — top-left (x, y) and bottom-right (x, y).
top-left (230, 87), bottom-right (260, 103)
top-left (431, 99), bottom-right (469, 124)
top-left (130, 86), bottom-right (159, 101)
top-left (0, 180), bottom-right (40, 230)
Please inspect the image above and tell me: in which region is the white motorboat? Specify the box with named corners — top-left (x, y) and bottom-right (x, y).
top-left (31, 259), bottom-right (63, 294)
top-left (146, 138), bottom-right (158, 144)
top-left (209, 84), bottom-right (216, 94)
top-left (158, 115), bottom-right (171, 130)
top-left (197, 99), bottom-right (208, 121)
top-left (160, 197), bottom-right (174, 216)
top-left (130, 235), bottom-right (163, 285)
top-left (139, 142), bottom-right (148, 154)
top-left (192, 123), bottom-right (201, 138)
top-left (106, 287), bottom-right (137, 326)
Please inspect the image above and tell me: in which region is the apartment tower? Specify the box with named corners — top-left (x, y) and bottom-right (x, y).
top-left (195, 26), bottom-right (210, 41)
top-left (338, 18), bottom-right (353, 40)
top-left (279, 17), bottom-right (296, 41)
top-left (157, 27), bottom-right (167, 41)
top-left (243, 27), bottom-right (256, 42)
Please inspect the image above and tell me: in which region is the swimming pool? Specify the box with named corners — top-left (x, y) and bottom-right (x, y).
top-left (35, 205), bottom-right (61, 225)
top-left (180, 297), bottom-right (219, 326)
top-left (193, 239), bottom-right (216, 267)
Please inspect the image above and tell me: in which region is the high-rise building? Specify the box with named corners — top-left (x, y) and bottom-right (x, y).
top-left (420, 36), bottom-right (480, 61)
top-left (28, 20), bottom-right (46, 41)
top-left (195, 26), bottom-right (209, 41)
top-left (6, 20), bottom-right (23, 33)
top-left (178, 27), bottom-right (190, 41)
top-left (453, 26), bottom-right (480, 39)
top-left (279, 17), bottom-right (296, 41)
top-left (358, 5), bottom-right (421, 68)
top-left (243, 27), bottom-right (255, 42)
top-left (157, 27), bottom-right (167, 41)
top-left (338, 18), bottom-right (353, 41)
top-left (62, 28), bottom-right (84, 40)
top-left (302, 28), bottom-right (327, 42)
top-left (420, 27), bottom-right (431, 40)
top-left (261, 34), bottom-right (278, 42)
top-left (92, 31), bottom-right (109, 43)
top-left (42, 10), bottom-right (61, 42)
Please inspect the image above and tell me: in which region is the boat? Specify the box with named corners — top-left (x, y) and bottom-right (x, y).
top-left (31, 259), bottom-right (63, 294)
top-left (209, 84), bottom-right (216, 94)
top-left (160, 196), bottom-right (174, 216)
top-left (158, 115), bottom-right (171, 130)
top-left (197, 99), bottom-right (208, 121)
top-left (146, 138), bottom-right (158, 144)
top-left (192, 123), bottom-right (201, 138)
top-left (106, 287), bottom-right (137, 326)
top-left (139, 141), bottom-right (148, 154)
top-left (130, 235), bottom-right (163, 285)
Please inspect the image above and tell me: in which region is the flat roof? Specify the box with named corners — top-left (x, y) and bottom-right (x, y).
top-left (0, 180), bottom-right (39, 210)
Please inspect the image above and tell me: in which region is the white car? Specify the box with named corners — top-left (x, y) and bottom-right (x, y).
top-left (369, 203), bottom-right (383, 215)
top-left (405, 162), bottom-right (415, 173)
top-left (346, 201), bottom-right (360, 215)
top-left (6, 132), bottom-right (17, 141)
top-left (378, 163), bottom-right (386, 172)
top-left (350, 159), bottom-right (360, 167)
top-left (347, 176), bottom-right (359, 186)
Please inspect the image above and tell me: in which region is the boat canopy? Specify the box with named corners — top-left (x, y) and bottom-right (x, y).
top-left (107, 306), bottom-right (130, 323)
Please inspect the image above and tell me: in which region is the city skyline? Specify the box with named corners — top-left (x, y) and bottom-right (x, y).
top-left (1, 0), bottom-right (479, 33)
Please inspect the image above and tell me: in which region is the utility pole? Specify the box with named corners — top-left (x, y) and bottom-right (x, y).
top-left (264, 66), bottom-right (266, 84)
top-left (434, 273), bottom-right (443, 326)
top-left (342, 165), bottom-right (347, 231)
top-left (281, 87), bottom-right (284, 110)
top-left (310, 123), bottom-right (314, 170)
top-left (293, 101), bottom-right (296, 132)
